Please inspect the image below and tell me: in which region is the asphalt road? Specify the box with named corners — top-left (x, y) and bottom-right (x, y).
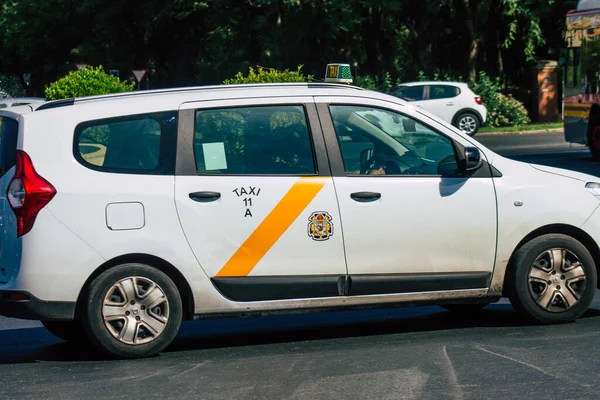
top-left (2, 131), bottom-right (600, 400)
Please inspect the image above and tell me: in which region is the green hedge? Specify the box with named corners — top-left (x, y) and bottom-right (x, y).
top-left (45, 65), bottom-right (134, 100)
top-left (223, 65), bottom-right (313, 84)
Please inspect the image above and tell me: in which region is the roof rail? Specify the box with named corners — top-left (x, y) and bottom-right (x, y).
top-left (36, 98), bottom-right (75, 111)
top-left (33, 82), bottom-right (364, 111)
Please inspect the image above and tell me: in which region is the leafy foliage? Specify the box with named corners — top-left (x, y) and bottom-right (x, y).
top-left (0, 75), bottom-right (26, 98)
top-left (44, 66), bottom-right (134, 100)
top-left (468, 72), bottom-right (530, 127)
top-left (223, 65), bottom-right (313, 84)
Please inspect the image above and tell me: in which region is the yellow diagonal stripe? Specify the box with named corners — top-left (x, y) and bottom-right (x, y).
top-left (215, 177), bottom-right (327, 277)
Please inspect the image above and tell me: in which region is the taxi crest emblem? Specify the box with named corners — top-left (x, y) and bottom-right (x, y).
top-left (307, 211), bottom-right (333, 241)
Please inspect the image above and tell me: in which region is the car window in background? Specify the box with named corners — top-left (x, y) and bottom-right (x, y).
top-left (428, 85), bottom-right (459, 100)
top-left (393, 86), bottom-right (424, 101)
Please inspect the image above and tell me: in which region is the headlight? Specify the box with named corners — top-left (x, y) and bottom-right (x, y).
top-left (586, 182), bottom-right (600, 197)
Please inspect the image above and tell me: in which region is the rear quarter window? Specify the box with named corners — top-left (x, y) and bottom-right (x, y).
top-left (74, 111), bottom-right (178, 175)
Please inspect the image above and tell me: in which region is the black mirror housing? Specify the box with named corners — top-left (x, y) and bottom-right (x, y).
top-left (464, 147), bottom-right (483, 172)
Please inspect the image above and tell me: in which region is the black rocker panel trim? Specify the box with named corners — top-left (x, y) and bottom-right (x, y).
top-left (211, 272), bottom-right (491, 302)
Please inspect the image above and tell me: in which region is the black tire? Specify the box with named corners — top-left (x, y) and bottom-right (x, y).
top-left (441, 303), bottom-right (488, 314)
top-left (454, 112), bottom-right (480, 136)
top-left (42, 320), bottom-right (88, 343)
top-left (82, 263), bottom-right (183, 359)
top-left (507, 234), bottom-right (597, 324)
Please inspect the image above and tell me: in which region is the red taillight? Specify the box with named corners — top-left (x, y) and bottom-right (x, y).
top-left (475, 96), bottom-right (483, 105)
top-left (7, 150), bottom-right (56, 237)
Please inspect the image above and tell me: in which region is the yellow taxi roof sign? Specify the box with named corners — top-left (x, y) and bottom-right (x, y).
top-left (325, 63), bottom-right (353, 84)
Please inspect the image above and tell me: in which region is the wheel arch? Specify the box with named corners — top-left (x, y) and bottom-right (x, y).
top-left (452, 108), bottom-right (483, 126)
top-left (74, 253), bottom-right (196, 321)
top-left (502, 224), bottom-right (600, 295)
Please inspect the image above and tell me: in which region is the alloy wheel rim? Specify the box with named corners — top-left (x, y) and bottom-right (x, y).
top-left (528, 249), bottom-right (586, 313)
top-left (459, 116), bottom-right (477, 134)
top-left (102, 276), bottom-right (170, 345)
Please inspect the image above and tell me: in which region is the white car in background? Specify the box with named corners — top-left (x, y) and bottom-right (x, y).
top-left (391, 81), bottom-right (487, 136)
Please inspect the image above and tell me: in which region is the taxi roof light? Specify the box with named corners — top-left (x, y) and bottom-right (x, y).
top-left (325, 63), bottom-right (353, 84)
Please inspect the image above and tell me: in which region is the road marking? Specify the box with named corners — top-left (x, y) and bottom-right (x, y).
top-left (215, 177), bottom-right (327, 277)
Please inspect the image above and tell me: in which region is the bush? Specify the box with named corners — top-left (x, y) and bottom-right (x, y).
top-left (45, 65), bottom-right (134, 100)
top-left (353, 71), bottom-right (394, 93)
top-left (223, 65), bottom-right (313, 84)
top-left (468, 72), bottom-right (530, 127)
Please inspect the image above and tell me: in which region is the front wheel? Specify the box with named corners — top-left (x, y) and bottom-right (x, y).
top-left (507, 234), bottom-right (597, 324)
top-left (454, 112), bottom-right (480, 136)
top-left (82, 263), bottom-right (183, 359)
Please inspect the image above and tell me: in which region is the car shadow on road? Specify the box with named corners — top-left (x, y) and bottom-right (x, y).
top-left (2, 303), bottom-right (599, 364)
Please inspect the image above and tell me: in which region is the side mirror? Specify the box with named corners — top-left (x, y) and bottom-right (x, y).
top-left (464, 147), bottom-right (483, 172)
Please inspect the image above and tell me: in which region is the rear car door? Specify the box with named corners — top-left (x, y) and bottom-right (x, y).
top-left (174, 98), bottom-right (348, 302)
top-left (315, 96), bottom-right (497, 296)
top-left (419, 84), bottom-right (460, 123)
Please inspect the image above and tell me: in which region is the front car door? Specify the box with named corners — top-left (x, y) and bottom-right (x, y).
top-left (315, 96), bottom-right (497, 296)
top-left (174, 97), bottom-right (348, 302)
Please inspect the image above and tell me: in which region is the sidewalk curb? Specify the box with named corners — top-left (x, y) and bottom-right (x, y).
top-left (477, 128), bottom-right (563, 136)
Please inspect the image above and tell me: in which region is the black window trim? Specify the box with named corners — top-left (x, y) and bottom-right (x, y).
top-left (73, 110), bottom-right (178, 176)
top-left (176, 102), bottom-right (331, 177)
top-left (316, 101), bottom-right (495, 179)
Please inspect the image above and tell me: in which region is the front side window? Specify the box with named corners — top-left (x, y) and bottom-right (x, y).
top-left (428, 85), bottom-right (459, 100)
top-left (75, 111), bottom-right (178, 174)
top-left (330, 105), bottom-right (460, 177)
top-left (194, 105), bottom-right (316, 175)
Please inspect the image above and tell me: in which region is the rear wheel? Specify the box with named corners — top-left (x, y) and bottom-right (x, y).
top-left (507, 234), bottom-right (597, 324)
top-left (82, 263), bottom-right (183, 359)
top-left (454, 112), bottom-right (480, 136)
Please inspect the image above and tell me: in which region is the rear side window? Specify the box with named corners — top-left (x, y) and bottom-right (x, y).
top-left (428, 85), bottom-right (460, 100)
top-left (0, 117), bottom-right (18, 177)
top-left (74, 111), bottom-right (178, 175)
top-left (193, 105), bottom-right (316, 175)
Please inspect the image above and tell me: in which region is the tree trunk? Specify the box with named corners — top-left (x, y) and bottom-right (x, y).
top-left (465, 17), bottom-right (478, 79)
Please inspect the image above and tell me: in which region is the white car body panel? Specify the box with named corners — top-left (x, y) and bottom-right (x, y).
top-left (0, 83), bottom-right (597, 323)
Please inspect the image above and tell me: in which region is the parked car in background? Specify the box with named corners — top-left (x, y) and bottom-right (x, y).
top-left (0, 97), bottom-right (45, 109)
top-left (390, 82), bottom-right (487, 136)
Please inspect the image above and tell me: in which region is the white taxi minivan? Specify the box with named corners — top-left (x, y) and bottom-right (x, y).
top-left (0, 83), bottom-right (599, 359)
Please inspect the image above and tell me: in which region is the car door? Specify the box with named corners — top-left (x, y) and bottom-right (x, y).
top-left (174, 97), bottom-right (348, 302)
top-left (419, 84), bottom-right (460, 123)
top-left (314, 96), bottom-right (497, 296)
